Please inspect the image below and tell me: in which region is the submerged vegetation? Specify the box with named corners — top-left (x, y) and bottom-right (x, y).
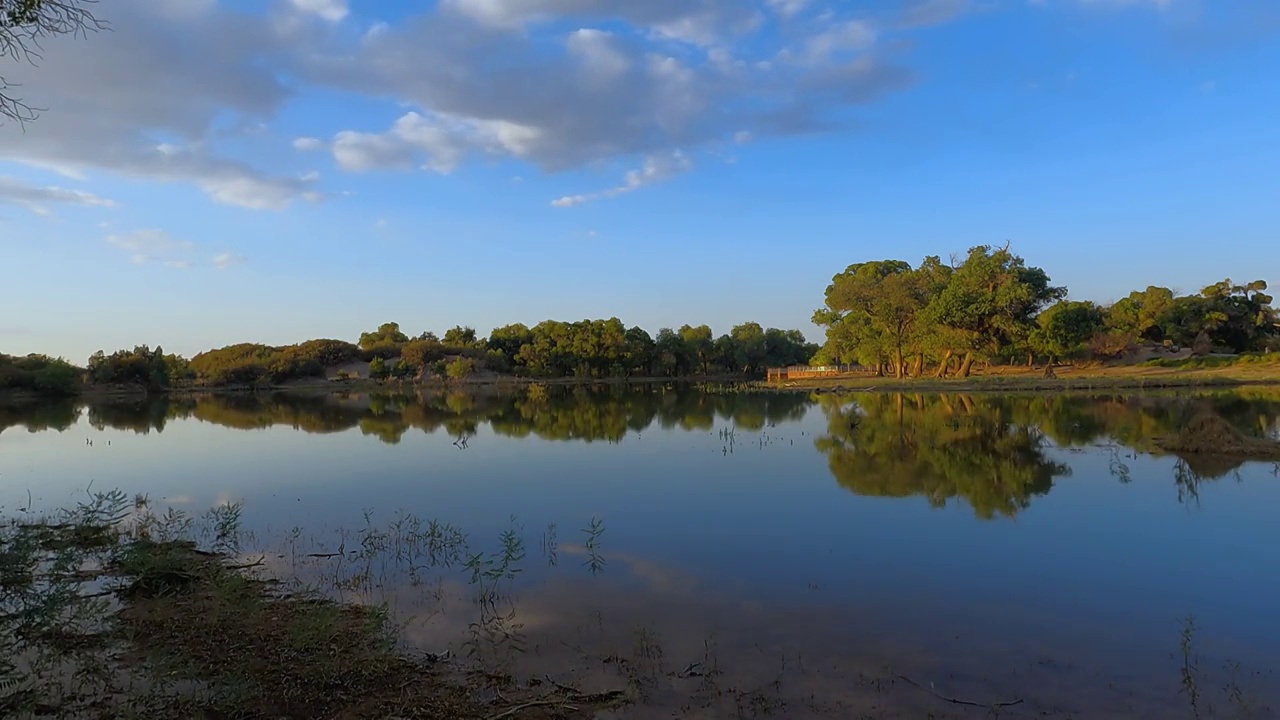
top-left (0, 491), bottom-right (636, 718)
top-left (3, 488), bottom-right (1273, 719)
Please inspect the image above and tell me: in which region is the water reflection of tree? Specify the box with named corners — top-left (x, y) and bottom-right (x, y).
top-left (87, 396), bottom-right (195, 435)
top-left (0, 399), bottom-right (82, 434)
top-left (1, 386), bottom-right (810, 446)
top-left (814, 393), bottom-right (1069, 519)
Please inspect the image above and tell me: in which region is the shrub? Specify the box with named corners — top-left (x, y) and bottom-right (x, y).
top-left (0, 354), bottom-right (83, 395)
top-left (359, 340), bottom-right (402, 362)
top-left (445, 357), bottom-right (474, 380)
top-left (369, 356), bottom-right (390, 380)
top-left (400, 339), bottom-right (446, 370)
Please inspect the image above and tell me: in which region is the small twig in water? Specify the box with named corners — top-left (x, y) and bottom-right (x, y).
top-left (225, 555), bottom-right (266, 570)
top-left (895, 674), bottom-right (1023, 708)
top-left (487, 700), bottom-right (576, 719)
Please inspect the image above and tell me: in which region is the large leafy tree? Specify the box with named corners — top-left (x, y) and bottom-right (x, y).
top-left (678, 325), bottom-right (715, 374)
top-left (358, 322), bottom-right (407, 351)
top-left (814, 257), bottom-right (953, 377)
top-left (925, 245), bottom-right (1065, 376)
top-left (1033, 301), bottom-right (1106, 363)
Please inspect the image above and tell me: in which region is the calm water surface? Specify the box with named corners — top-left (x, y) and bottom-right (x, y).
top-left (2, 387), bottom-right (1278, 718)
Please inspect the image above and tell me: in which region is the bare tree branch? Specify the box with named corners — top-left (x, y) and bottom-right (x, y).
top-left (1, 0), bottom-right (106, 125)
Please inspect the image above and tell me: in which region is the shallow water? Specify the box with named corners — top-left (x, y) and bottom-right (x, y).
top-left (2, 387), bottom-right (1279, 718)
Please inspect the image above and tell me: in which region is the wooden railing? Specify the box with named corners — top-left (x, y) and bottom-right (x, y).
top-left (766, 365), bottom-right (875, 382)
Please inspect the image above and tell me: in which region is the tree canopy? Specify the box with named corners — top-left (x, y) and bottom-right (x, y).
top-left (814, 246), bottom-right (1276, 377)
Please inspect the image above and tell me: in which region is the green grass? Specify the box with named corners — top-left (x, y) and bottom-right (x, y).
top-left (1144, 353), bottom-right (1280, 370)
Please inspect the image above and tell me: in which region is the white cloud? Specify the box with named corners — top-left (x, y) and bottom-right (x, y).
top-left (0, 176), bottom-right (116, 215)
top-left (107, 229), bottom-right (195, 266)
top-left (551, 151), bottom-right (693, 207)
top-left (901, 0), bottom-right (974, 27)
top-left (213, 252), bottom-right (249, 270)
top-left (299, 2), bottom-right (914, 181)
top-left (800, 20), bottom-right (876, 64)
top-left (10, 0), bottom-right (1168, 213)
top-left (439, 0), bottom-right (762, 44)
top-left (330, 111), bottom-right (545, 173)
top-left (1072, 0), bottom-right (1174, 8)
top-left (288, 0), bottom-right (349, 22)
top-left (766, 0), bottom-right (810, 19)
top-left (106, 228), bottom-right (246, 270)
top-left (566, 29), bottom-right (631, 82)
top-left (0, 0), bottom-right (321, 210)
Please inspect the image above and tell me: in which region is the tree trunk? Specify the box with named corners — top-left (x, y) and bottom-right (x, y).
top-left (894, 348), bottom-right (905, 379)
top-left (1026, 351), bottom-right (1034, 367)
top-left (958, 352), bottom-right (974, 378)
top-left (935, 350), bottom-right (953, 378)
top-left (915, 353), bottom-right (926, 378)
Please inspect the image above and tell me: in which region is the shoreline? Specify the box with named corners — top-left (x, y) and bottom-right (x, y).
top-left (3, 366), bottom-right (1280, 403)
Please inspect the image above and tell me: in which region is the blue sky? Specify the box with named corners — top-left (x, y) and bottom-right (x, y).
top-left (1, 0), bottom-right (1277, 362)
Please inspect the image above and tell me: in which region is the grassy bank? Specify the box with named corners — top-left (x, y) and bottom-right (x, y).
top-left (0, 493), bottom-right (620, 719)
top-left (761, 361), bottom-right (1280, 393)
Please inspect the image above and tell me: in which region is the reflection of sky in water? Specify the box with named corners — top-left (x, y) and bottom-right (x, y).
top-left (3, 393), bottom-right (1279, 715)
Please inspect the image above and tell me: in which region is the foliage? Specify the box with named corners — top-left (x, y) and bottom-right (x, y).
top-left (445, 357), bottom-right (474, 380)
top-left (189, 339), bottom-right (359, 387)
top-left (479, 318), bottom-right (814, 379)
top-left (814, 246), bottom-right (1276, 376)
top-left (443, 325), bottom-right (480, 348)
top-left (368, 356), bottom-right (389, 380)
top-left (0, 353), bottom-right (82, 395)
top-left (391, 359), bottom-right (416, 379)
top-left (398, 338), bottom-right (447, 371)
top-left (355, 322), bottom-right (404, 351)
top-left (1032, 301), bottom-right (1106, 362)
top-left (86, 346), bottom-right (178, 389)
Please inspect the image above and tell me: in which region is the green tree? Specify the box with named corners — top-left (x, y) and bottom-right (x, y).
top-left (1106, 286), bottom-right (1177, 343)
top-left (924, 245), bottom-right (1064, 376)
top-left (487, 323), bottom-right (533, 367)
top-left (358, 322), bottom-right (409, 350)
top-left (622, 326), bottom-right (656, 376)
top-left (679, 325), bottom-right (715, 374)
top-left (1033, 301), bottom-right (1106, 363)
top-left (814, 260), bottom-right (930, 378)
top-left (443, 325), bottom-right (479, 347)
top-left (86, 345), bottom-right (172, 390)
top-left (730, 322), bottom-right (769, 375)
top-left (368, 356), bottom-right (389, 380)
top-left (445, 357), bottom-right (474, 380)
top-left (654, 328), bottom-right (692, 377)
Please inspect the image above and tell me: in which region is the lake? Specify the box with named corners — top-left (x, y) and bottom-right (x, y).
top-left (2, 386), bottom-right (1278, 718)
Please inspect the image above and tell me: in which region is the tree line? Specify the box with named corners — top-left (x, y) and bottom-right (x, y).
top-left (0, 319), bottom-right (818, 394)
top-left (179, 319), bottom-right (817, 388)
top-left (813, 245), bottom-right (1278, 378)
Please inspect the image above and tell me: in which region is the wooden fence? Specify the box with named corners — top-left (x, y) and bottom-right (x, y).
top-left (765, 365), bottom-right (875, 382)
